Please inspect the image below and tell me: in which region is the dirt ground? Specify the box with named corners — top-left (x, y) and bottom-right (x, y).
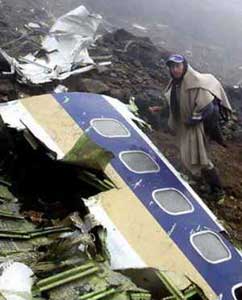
top-left (211, 140), bottom-right (242, 243)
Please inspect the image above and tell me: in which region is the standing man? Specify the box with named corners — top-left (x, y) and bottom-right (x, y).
top-left (164, 54), bottom-right (232, 201)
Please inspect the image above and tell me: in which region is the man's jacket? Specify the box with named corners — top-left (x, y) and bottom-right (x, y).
top-left (165, 65), bottom-right (232, 175)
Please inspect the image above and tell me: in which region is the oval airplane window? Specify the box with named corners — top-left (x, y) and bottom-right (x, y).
top-left (120, 151), bottom-right (160, 174)
top-left (232, 283), bottom-right (242, 300)
top-left (152, 188), bottom-right (194, 215)
top-left (191, 231), bottom-right (231, 264)
top-left (91, 118), bottom-right (130, 138)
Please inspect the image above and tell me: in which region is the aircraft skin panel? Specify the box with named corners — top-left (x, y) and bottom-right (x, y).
top-left (91, 187), bottom-right (217, 300)
top-left (85, 195), bottom-right (148, 270)
top-left (86, 163), bottom-right (216, 298)
top-left (50, 92), bottom-right (242, 300)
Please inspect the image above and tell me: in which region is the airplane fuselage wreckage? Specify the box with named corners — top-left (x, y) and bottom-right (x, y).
top-left (0, 93), bottom-right (241, 300)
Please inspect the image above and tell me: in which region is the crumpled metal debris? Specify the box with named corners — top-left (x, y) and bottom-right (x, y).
top-left (0, 6), bottom-right (111, 84)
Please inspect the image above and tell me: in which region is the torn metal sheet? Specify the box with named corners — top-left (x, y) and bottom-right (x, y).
top-left (132, 24), bottom-right (147, 31)
top-left (0, 6), bottom-right (108, 84)
top-left (19, 6), bottom-right (101, 84)
top-left (0, 100), bottom-right (64, 158)
top-left (27, 22), bottom-right (41, 29)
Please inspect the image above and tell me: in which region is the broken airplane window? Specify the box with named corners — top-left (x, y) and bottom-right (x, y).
top-left (232, 284), bottom-right (242, 300)
top-left (152, 188), bottom-right (194, 215)
top-left (120, 151), bottom-right (160, 174)
top-left (191, 231), bottom-right (231, 264)
top-left (91, 118), bottom-right (130, 138)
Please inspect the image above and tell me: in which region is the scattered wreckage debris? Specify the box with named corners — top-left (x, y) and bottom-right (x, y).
top-left (0, 6), bottom-right (112, 85)
top-left (0, 4), bottom-right (241, 298)
top-left (0, 93), bottom-right (208, 300)
top-left (0, 198), bottom-right (152, 300)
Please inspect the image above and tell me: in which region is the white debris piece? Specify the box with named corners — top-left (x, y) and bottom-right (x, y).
top-left (156, 23), bottom-right (169, 28)
top-left (0, 6), bottom-right (105, 84)
top-left (0, 262), bottom-right (33, 300)
top-left (27, 22), bottom-right (41, 29)
top-left (54, 84), bottom-right (69, 93)
top-left (132, 23), bottom-right (147, 31)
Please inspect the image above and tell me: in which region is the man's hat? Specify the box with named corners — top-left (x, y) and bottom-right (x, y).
top-left (165, 54), bottom-right (185, 66)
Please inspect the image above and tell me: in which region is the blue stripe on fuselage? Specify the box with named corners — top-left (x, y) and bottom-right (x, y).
top-left (53, 92), bottom-right (242, 299)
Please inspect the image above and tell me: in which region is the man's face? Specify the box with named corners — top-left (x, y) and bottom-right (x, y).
top-left (169, 62), bottom-right (185, 79)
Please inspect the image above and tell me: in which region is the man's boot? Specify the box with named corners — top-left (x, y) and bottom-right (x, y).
top-left (201, 167), bottom-right (225, 203)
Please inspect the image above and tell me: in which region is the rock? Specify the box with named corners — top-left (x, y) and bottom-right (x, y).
top-left (113, 29), bottom-right (135, 42)
top-left (132, 60), bottom-right (142, 68)
top-left (146, 88), bottom-right (161, 100)
top-left (110, 72), bottom-right (118, 78)
top-left (109, 88), bottom-right (125, 100)
top-left (109, 87), bottom-right (131, 103)
top-left (79, 79), bottom-right (110, 94)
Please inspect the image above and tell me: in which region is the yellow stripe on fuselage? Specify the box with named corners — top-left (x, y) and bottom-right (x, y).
top-left (21, 94), bottom-right (82, 154)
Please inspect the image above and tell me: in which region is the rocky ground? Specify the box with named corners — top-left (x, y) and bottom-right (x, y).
top-left (0, 1), bottom-right (242, 248)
